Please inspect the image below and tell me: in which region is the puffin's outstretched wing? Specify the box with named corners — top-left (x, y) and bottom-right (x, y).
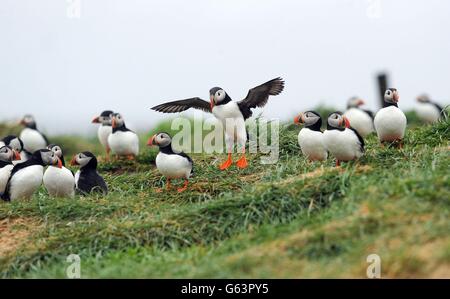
top-left (151, 97), bottom-right (211, 113)
top-left (238, 77), bottom-right (285, 119)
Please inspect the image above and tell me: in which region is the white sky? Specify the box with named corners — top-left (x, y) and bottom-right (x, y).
top-left (1, 0), bottom-right (449, 135)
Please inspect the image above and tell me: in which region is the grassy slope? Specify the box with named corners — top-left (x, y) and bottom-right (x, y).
top-left (0, 115), bottom-right (449, 278)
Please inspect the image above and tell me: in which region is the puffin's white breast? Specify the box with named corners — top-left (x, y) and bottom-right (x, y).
top-left (43, 166), bottom-right (75, 197)
top-left (108, 131), bottom-right (139, 156)
top-left (374, 106), bottom-right (407, 142)
top-left (415, 102), bottom-right (440, 124)
top-left (298, 128), bottom-right (328, 161)
top-left (155, 152), bottom-right (192, 179)
top-left (323, 129), bottom-right (363, 161)
top-left (344, 108), bottom-right (374, 137)
top-left (98, 126), bottom-right (113, 149)
top-left (20, 128), bottom-right (47, 153)
top-left (0, 164), bottom-right (14, 194)
top-left (9, 165), bottom-right (44, 201)
top-left (212, 102), bottom-right (247, 146)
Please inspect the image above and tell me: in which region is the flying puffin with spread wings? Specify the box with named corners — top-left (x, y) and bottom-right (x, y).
top-left (151, 77), bottom-right (285, 170)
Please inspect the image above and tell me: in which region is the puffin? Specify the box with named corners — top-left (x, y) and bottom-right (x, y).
top-left (92, 110), bottom-right (114, 160)
top-left (415, 94), bottom-right (446, 124)
top-left (1, 149), bottom-right (62, 201)
top-left (19, 114), bottom-right (49, 153)
top-left (151, 77), bottom-right (284, 170)
top-left (70, 152), bottom-right (108, 195)
top-left (43, 144), bottom-right (75, 198)
top-left (107, 113), bottom-right (139, 160)
top-left (294, 111), bottom-right (328, 161)
top-left (343, 97), bottom-right (375, 137)
top-left (0, 135), bottom-right (31, 163)
top-left (0, 146), bottom-right (21, 195)
top-left (323, 112), bottom-right (364, 166)
top-left (148, 132), bottom-right (193, 192)
top-left (374, 88), bottom-right (407, 147)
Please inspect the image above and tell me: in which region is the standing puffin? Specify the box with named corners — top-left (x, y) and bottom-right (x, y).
top-left (151, 77), bottom-right (284, 170)
top-left (1, 149), bottom-right (62, 201)
top-left (374, 88), bottom-right (407, 147)
top-left (92, 110), bottom-right (114, 160)
top-left (19, 114), bottom-right (49, 153)
top-left (343, 97), bottom-right (375, 137)
top-left (0, 135), bottom-right (30, 162)
top-left (294, 111), bottom-right (328, 161)
top-left (107, 113), bottom-right (139, 160)
top-left (43, 144), bottom-right (75, 198)
top-left (0, 146), bottom-right (21, 194)
top-left (70, 152), bottom-right (108, 195)
top-left (323, 112), bottom-right (364, 166)
top-left (148, 132), bottom-right (193, 192)
top-left (415, 94), bottom-right (446, 124)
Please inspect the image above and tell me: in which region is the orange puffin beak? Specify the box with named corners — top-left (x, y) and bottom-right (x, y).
top-left (55, 157), bottom-right (63, 169)
top-left (210, 95), bottom-right (215, 111)
top-left (147, 134), bottom-right (157, 146)
top-left (357, 99), bottom-right (365, 106)
top-left (18, 119), bottom-right (25, 126)
top-left (393, 92), bottom-right (400, 103)
top-left (294, 113), bottom-right (304, 124)
top-left (70, 155), bottom-right (78, 166)
top-left (13, 150), bottom-right (21, 161)
top-left (341, 116), bottom-right (351, 128)
top-left (92, 116), bottom-right (100, 123)
top-left (111, 117), bottom-right (116, 128)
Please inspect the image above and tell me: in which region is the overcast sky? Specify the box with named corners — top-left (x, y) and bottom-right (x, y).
top-left (1, 0), bottom-right (449, 135)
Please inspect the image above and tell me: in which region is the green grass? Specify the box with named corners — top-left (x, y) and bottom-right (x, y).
top-left (0, 114), bottom-right (449, 278)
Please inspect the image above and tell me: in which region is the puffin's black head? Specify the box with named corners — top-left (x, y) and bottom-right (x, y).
top-left (347, 97), bottom-right (365, 109)
top-left (2, 135), bottom-right (24, 153)
top-left (294, 111), bottom-right (322, 131)
top-left (33, 149), bottom-right (62, 168)
top-left (327, 111), bottom-right (350, 130)
top-left (417, 94), bottom-right (431, 103)
top-left (19, 114), bottom-right (37, 129)
top-left (0, 145), bottom-right (21, 163)
top-left (70, 151), bottom-right (97, 170)
top-left (92, 110), bottom-right (114, 126)
top-left (111, 113), bottom-right (126, 129)
top-left (384, 88), bottom-right (399, 105)
top-left (209, 87), bottom-right (231, 109)
top-left (147, 132), bottom-right (172, 148)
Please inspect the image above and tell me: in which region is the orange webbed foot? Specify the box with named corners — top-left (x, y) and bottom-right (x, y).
top-left (219, 154), bottom-right (233, 170)
top-left (236, 155), bottom-right (248, 169)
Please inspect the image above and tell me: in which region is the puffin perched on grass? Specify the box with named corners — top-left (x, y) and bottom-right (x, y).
top-left (92, 110), bottom-right (114, 160)
top-left (0, 146), bottom-right (21, 195)
top-left (415, 94), bottom-right (446, 124)
top-left (43, 144), bottom-right (75, 198)
top-left (0, 135), bottom-right (30, 163)
top-left (148, 132), bottom-right (193, 193)
top-left (374, 88), bottom-right (407, 148)
top-left (108, 113), bottom-right (139, 160)
top-left (19, 114), bottom-right (49, 153)
top-left (294, 111), bottom-right (328, 161)
top-left (1, 149), bottom-right (62, 201)
top-left (151, 77), bottom-right (284, 170)
top-left (323, 112), bottom-right (364, 167)
top-left (343, 97), bottom-right (375, 137)
top-left (70, 152), bottom-right (108, 195)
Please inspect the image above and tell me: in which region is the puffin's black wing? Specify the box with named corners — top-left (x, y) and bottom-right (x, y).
top-left (176, 151), bottom-right (194, 175)
top-left (77, 171), bottom-right (108, 195)
top-left (238, 77), bottom-right (285, 119)
top-left (362, 109), bottom-right (374, 120)
top-left (151, 97), bottom-right (211, 113)
top-left (349, 127), bottom-right (365, 153)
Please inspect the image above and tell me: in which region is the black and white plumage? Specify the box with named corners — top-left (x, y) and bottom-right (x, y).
top-left (107, 113), bottom-right (139, 159)
top-left (415, 94), bottom-right (446, 124)
top-left (151, 77), bottom-right (284, 170)
top-left (0, 135), bottom-right (31, 163)
top-left (0, 146), bottom-right (21, 195)
top-left (343, 97), bottom-right (375, 137)
top-left (43, 144), bottom-right (75, 198)
top-left (1, 149), bottom-right (62, 201)
top-left (323, 112), bottom-right (364, 166)
top-left (70, 152), bottom-right (108, 195)
top-left (148, 132), bottom-right (193, 192)
top-left (294, 111), bottom-right (328, 161)
top-left (374, 88), bottom-right (407, 145)
top-left (19, 114), bottom-right (49, 153)
top-left (92, 110), bottom-right (114, 159)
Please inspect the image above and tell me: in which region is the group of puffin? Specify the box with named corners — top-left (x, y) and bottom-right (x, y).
top-left (0, 77), bottom-right (447, 199)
